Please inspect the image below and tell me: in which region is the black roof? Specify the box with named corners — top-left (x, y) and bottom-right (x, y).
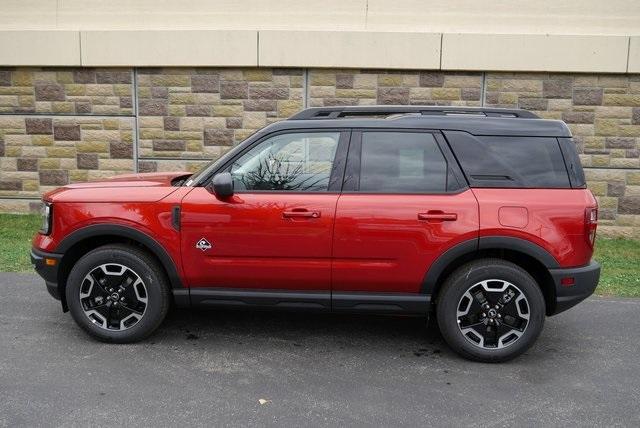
top-left (263, 106), bottom-right (571, 137)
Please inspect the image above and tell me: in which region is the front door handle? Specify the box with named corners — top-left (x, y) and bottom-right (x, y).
top-left (283, 209), bottom-right (321, 219)
top-left (418, 211), bottom-right (458, 222)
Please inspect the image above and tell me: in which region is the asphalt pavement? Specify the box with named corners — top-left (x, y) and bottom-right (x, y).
top-left (1, 272), bottom-right (639, 427)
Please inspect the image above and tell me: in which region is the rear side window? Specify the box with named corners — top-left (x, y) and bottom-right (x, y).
top-left (359, 132), bottom-right (448, 193)
top-left (444, 131), bottom-right (571, 188)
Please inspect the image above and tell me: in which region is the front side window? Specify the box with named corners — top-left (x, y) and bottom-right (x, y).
top-left (229, 132), bottom-right (340, 192)
top-left (359, 132), bottom-right (448, 193)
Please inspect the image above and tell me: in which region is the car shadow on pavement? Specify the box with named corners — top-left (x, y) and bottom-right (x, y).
top-left (157, 307), bottom-right (449, 355)
top-left (150, 306), bottom-right (573, 365)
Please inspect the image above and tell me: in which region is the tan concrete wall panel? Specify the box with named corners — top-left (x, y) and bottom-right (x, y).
top-left (259, 31), bottom-right (441, 70)
top-left (629, 37), bottom-right (640, 74)
top-left (0, 31), bottom-right (80, 66)
top-left (81, 31), bottom-right (258, 67)
top-left (0, 29), bottom-right (633, 73)
top-left (442, 34), bottom-right (629, 73)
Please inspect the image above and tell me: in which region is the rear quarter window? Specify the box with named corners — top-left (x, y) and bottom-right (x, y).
top-left (444, 131), bottom-right (571, 188)
top-left (558, 137), bottom-right (586, 188)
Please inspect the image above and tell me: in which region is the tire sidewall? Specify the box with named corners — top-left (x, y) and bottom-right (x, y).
top-left (437, 261), bottom-right (545, 362)
top-left (66, 246), bottom-right (168, 342)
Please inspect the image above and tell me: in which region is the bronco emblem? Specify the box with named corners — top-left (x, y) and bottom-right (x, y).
top-left (195, 238), bottom-right (212, 251)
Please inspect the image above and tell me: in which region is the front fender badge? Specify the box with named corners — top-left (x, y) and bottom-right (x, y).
top-left (196, 238), bottom-right (212, 251)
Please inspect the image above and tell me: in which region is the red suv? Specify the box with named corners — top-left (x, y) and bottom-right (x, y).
top-left (31, 106), bottom-right (600, 362)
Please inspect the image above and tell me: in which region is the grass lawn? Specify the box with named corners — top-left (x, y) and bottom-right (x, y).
top-left (593, 238), bottom-right (640, 298)
top-left (0, 213), bottom-right (41, 272)
top-left (1, 213), bottom-right (639, 297)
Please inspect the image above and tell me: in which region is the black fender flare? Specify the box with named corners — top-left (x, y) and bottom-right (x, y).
top-left (421, 236), bottom-right (559, 295)
top-left (56, 224), bottom-right (184, 289)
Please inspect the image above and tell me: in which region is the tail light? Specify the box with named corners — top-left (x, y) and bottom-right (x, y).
top-left (585, 206), bottom-right (598, 247)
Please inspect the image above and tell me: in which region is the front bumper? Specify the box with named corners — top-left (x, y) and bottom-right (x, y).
top-left (31, 247), bottom-right (63, 301)
top-left (549, 261), bottom-right (601, 315)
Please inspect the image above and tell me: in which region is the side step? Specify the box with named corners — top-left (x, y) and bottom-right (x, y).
top-left (190, 289), bottom-right (330, 311)
top-left (173, 289), bottom-right (430, 315)
top-left (332, 292), bottom-right (430, 315)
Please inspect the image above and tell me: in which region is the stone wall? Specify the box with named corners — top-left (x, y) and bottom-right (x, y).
top-left (0, 115), bottom-right (134, 197)
top-left (0, 68), bottom-right (133, 115)
top-left (1, 67), bottom-right (639, 236)
top-left (307, 70), bottom-right (482, 107)
top-left (135, 68), bottom-right (303, 173)
top-left (0, 68), bottom-right (136, 213)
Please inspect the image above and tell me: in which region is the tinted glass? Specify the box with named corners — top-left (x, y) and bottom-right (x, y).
top-left (445, 131), bottom-right (571, 188)
top-left (558, 137), bottom-right (586, 188)
top-left (229, 132), bottom-right (339, 192)
top-left (359, 132), bottom-right (447, 193)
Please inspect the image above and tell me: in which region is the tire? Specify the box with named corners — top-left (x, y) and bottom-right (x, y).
top-left (436, 259), bottom-right (545, 363)
top-left (65, 244), bottom-right (170, 343)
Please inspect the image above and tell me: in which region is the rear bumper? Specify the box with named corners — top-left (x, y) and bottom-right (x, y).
top-left (549, 261), bottom-right (601, 315)
top-left (31, 247), bottom-right (62, 301)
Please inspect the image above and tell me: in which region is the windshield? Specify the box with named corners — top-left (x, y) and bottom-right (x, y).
top-left (184, 160), bottom-right (216, 186)
top-left (184, 133), bottom-right (257, 186)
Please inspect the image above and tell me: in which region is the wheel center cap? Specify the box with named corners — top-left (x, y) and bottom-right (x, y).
top-left (488, 308), bottom-right (497, 318)
top-left (111, 293), bottom-right (120, 301)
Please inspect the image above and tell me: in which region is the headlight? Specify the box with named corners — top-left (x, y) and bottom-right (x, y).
top-left (40, 202), bottom-right (52, 235)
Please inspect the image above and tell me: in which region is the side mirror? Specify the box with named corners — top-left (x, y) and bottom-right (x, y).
top-left (210, 172), bottom-right (234, 199)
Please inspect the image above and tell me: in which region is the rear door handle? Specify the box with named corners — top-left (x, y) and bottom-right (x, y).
top-left (418, 211), bottom-right (458, 222)
top-left (282, 209), bottom-right (321, 219)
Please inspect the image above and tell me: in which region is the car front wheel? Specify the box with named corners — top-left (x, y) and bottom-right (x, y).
top-left (65, 244), bottom-right (170, 343)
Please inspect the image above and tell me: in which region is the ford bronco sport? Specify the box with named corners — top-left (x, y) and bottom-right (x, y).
top-left (32, 106), bottom-right (600, 362)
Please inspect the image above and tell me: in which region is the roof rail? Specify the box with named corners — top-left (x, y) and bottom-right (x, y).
top-left (288, 106), bottom-right (540, 120)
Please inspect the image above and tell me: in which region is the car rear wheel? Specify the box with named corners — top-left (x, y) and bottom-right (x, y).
top-left (65, 244), bottom-right (170, 343)
top-left (436, 259), bottom-right (545, 363)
